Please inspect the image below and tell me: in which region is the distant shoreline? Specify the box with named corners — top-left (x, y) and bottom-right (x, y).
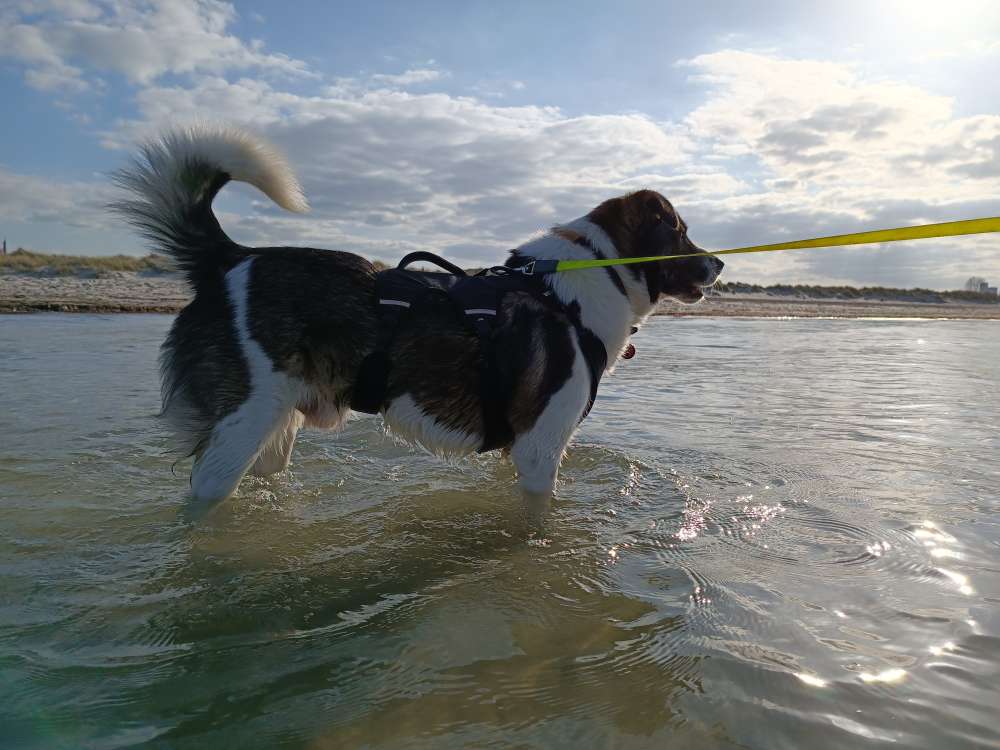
top-left (662, 293), bottom-right (1000, 319)
top-left (2, 270), bottom-right (999, 319)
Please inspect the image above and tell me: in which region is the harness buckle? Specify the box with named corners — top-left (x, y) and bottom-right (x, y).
top-left (515, 259), bottom-right (558, 275)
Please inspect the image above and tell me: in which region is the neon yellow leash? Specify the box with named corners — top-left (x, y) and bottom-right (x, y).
top-left (551, 216), bottom-right (1000, 272)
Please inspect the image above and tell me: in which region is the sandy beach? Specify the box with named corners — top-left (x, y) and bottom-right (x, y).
top-left (2, 270), bottom-right (999, 319)
top-left (0, 271), bottom-right (189, 314)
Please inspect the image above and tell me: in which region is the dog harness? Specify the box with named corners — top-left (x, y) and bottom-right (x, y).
top-left (349, 252), bottom-right (608, 452)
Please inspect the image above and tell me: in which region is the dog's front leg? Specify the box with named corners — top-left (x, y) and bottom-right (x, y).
top-left (511, 437), bottom-right (561, 498)
top-left (509, 358), bottom-right (591, 519)
top-left (511, 430), bottom-right (571, 525)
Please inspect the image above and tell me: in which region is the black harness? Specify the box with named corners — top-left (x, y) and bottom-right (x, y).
top-left (349, 251), bottom-right (608, 452)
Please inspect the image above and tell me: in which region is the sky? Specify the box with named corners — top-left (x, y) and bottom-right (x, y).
top-left (1, 0), bottom-right (999, 289)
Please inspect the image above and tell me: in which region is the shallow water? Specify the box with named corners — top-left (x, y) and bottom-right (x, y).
top-left (1, 314), bottom-right (998, 749)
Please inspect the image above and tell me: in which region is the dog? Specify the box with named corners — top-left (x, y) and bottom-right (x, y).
top-left (113, 125), bottom-right (723, 511)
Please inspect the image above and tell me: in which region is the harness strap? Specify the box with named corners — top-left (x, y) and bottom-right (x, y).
top-left (452, 268), bottom-right (544, 452)
top-left (350, 254), bottom-right (610, 449)
top-left (396, 251), bottom-right (468, 276)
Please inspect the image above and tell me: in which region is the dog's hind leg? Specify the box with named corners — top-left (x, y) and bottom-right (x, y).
top-left (250, 409), bottom-right (305, 476)
top-left (190, 380), bottom-right (300, 505)
top-left (188, 256), bottom-right (303, 508)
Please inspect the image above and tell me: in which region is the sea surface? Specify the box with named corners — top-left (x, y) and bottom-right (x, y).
top-left (1, 313), bottom-right (998, 749)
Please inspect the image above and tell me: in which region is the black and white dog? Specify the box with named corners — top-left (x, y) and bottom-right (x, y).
top-left (114, 125), bottom-right (722, 510)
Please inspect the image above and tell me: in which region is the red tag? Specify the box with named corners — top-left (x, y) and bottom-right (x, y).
top-left (622, 343), bottom-right (636, 360)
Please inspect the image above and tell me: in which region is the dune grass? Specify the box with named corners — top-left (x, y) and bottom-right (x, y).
top-left (0, 248), bottom-right (386, 275)
top-left (0, 248), bottom-right (173, 275)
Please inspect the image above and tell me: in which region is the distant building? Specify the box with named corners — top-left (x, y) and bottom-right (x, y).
top-left (988, 287), bottom-right (999, 296)
top-left (979, 281), bottom-right (990, 293)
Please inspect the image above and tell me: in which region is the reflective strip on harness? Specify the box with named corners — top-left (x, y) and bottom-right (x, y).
top-left (379, 299), bottom-right (411, 308)
top-left (464, 309), bottom-right (497, 316)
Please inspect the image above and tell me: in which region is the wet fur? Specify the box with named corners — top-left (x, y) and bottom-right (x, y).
top-left (112, 125), bottom-right (723, 511)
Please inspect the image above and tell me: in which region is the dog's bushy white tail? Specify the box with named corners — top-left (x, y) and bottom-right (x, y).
top-left (111, 124), bottom-right (308, 290)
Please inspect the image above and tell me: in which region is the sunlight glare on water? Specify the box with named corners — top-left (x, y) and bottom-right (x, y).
top-left (0, 314), bottom-right (998, 749)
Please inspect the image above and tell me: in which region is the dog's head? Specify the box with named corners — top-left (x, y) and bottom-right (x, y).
top-left (588, 190), bottom-right (723, 304)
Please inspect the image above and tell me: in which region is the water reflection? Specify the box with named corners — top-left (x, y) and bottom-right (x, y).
top-left (795, 673), bottom-right (828, 688)
top-left (859, 668), bottom-right (907, 684)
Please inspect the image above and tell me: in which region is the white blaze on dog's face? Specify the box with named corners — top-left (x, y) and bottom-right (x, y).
top-left (588, 190), bottom-right (724, 304)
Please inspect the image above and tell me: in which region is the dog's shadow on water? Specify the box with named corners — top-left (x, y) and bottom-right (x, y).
top-left (152, 462), bottom-right (561, 646)
top-left (151, 432), bottom-right (700, 649)
top-left (136, 449), bottom-right (707, 746)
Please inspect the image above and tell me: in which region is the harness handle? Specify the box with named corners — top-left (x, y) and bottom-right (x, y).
top-left (396, 251), bottom-right (467, 277)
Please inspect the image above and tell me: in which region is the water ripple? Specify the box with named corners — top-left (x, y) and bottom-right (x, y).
top-left (1, 315), bottom-right (999, 749)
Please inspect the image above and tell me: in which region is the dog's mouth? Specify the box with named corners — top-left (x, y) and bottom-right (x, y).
top-left (667, 270), bottom-right (722, 304)
top-left (662, 253), bottom-right (724, 304)
top-left (672, 283), bottom-right (714, 304)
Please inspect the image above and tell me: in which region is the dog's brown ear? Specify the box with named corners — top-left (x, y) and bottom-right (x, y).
top-left (626, 189), bottom-right (675, 229)
top-left (643, 193), bottom-right (664, 220)
top-left (641, 192), bottom-right (679, 230)
top-left (666, 202), bottom-right (680, 230)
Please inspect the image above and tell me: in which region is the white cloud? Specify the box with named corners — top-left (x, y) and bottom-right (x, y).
top-left (0, 167), bottom-right (116, 229)
top-left (675, 50), bottom-right (1000, 287)
top-left (0, 0), bottom-right (311, 91)
top-left (370, 68), bottom-right (446, 87)
top-left (106, 50), bottom-right (994, 288)
top-left (100, 75), bottom-right (700, 266)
